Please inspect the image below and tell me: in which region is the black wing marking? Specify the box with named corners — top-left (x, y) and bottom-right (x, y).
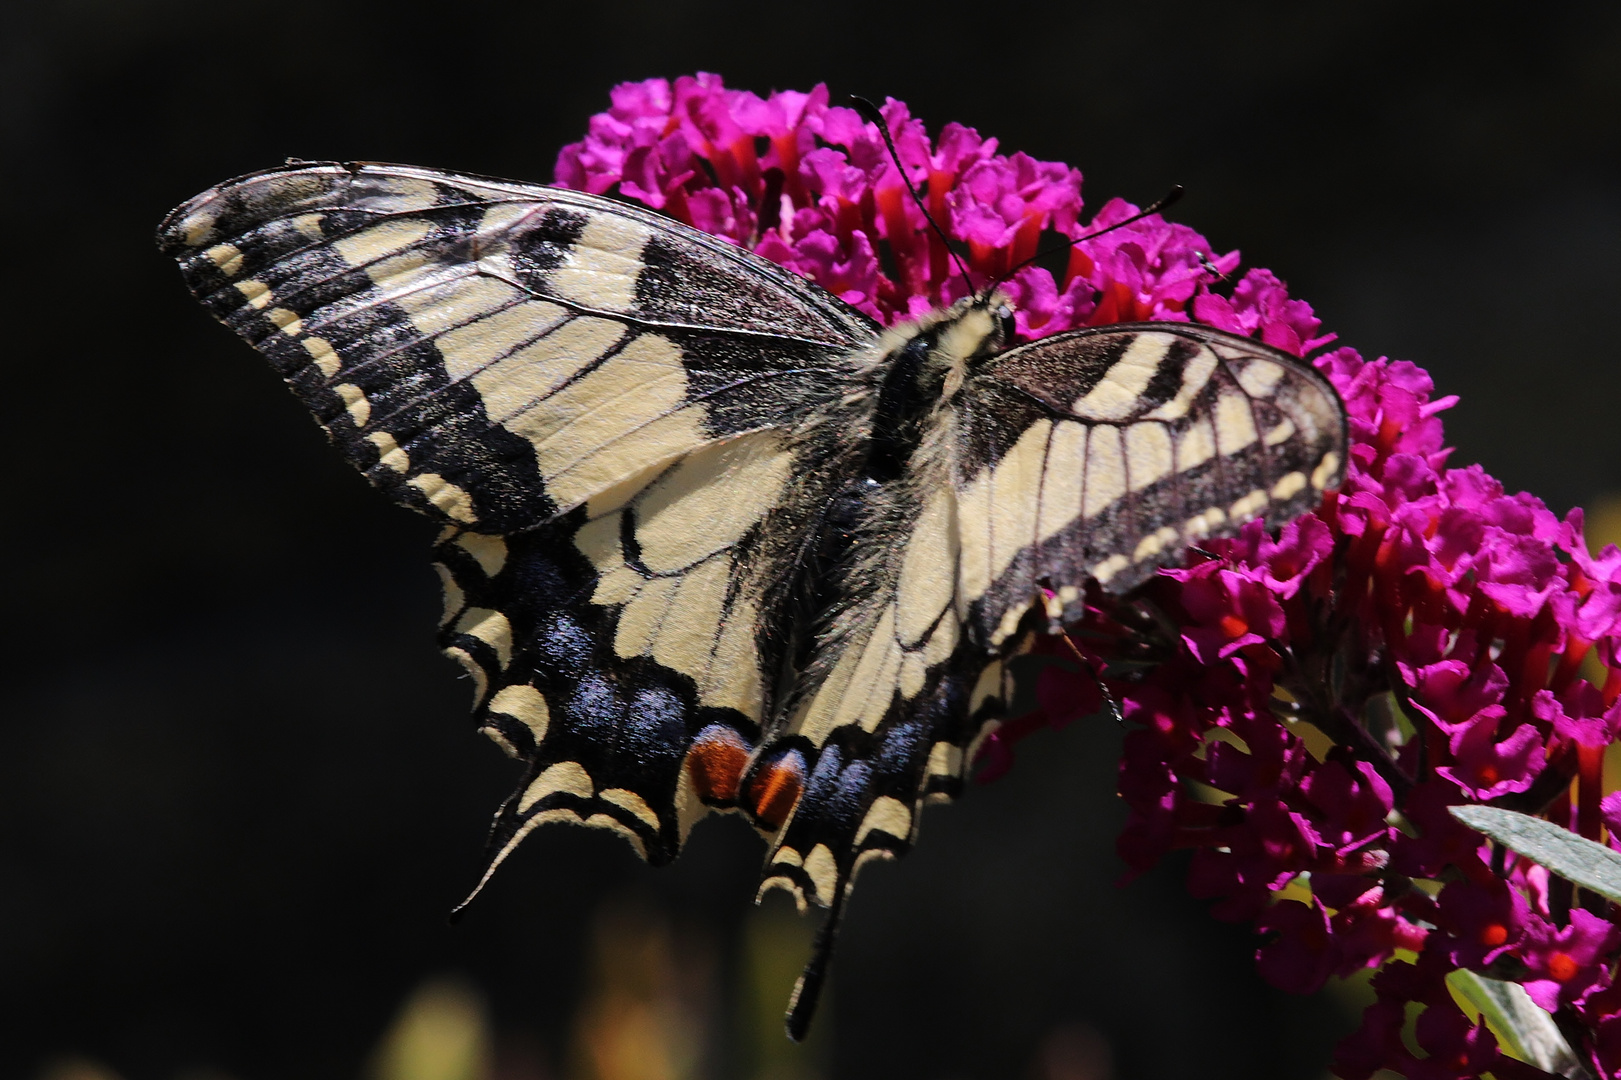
top-left (158, 162), bottom-right (878, 534)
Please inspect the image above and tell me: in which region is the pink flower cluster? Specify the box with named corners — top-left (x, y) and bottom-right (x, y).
top-left (1040, 347), bottom-right (1621, 1078)
top-left (558, 76), bottom-right (1621, 1079)
top-left (556, 73), bottom-right (1239, 336)
top-left (1018, 255), bottom-right (1621, 1077)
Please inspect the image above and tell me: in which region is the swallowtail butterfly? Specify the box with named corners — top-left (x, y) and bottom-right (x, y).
top-left (158, 162), bottom-right (1347, 1037)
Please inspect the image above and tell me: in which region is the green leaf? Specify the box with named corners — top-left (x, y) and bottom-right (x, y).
top-left (1448, 969), bottom-right (1580, 1075)
top-left (1449, 804), bottom-right (1621, 904)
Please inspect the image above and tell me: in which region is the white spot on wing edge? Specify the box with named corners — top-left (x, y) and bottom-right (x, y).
top-left (334, 382), bottom-right (370, 426)
top-left (409, 472), bottom-right (478, 523)
top-left (235, 279), bottom-right (272, 309)
top-left (267, 308), bottom-right (303, 335)
top-left (453, 607), bottom-right (512, 669)
top-left (854, 796), bottom-right (913, 847)
top-left (1311, 451), bottom-right (1342, 490)
top-left (803, 843), bottom-right (838, 906)
top-left (1230, 488), bottom-right (1269, 521)
top-left (487, 683), bottom-right (549, 743)
top-left (582, 813), bottom-right (649, 860)
top-left (205, 243), bottom-right (244, 276)
top-left (1132, 525), bottom-right (1181, 563)
top-left (926, 741), bottom-right (963, 780)
top-left (455, 532), bottom-right (507, 577)
top-left (755, 874), bottom-right (808, 914)
top-left (366, 431), bottom-right (410, 473)
top-left (1091, 553), bottom-right (1131, 584)
top-left (303, 336), bottom-right (341, 378)
top-left (518, 761), bottom-right (594, 812)
top-left (180, 210), bottom-right (217, 247)
top-left (1271, 471), bottom-right (1308, 501)
top-left (1184, 506), bottom-right (1227, 540)
top-left (433, 563), bottom-right (465, 628)
top-left (600, 788), bottom-right (662, 833)
top-left (480, 725), bottom-right (521, 759)
top-left (442, 645), bottom-right (489, 705)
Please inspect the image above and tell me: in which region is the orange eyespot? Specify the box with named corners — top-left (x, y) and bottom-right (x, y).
top-left (686, 725), bottom-right (750, 804)
top-left (746, 750), bottom-right (806, 831)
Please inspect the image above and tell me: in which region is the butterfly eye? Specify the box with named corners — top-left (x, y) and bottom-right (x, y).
top-left (996, 304), bottom-right (1017, 344)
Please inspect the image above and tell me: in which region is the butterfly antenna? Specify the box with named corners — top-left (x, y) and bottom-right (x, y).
top-left (849, 95), bottom-right (977, 302)
top-left (988, 185), bottom-right (1185, 294)
top-left (784, 883), bottom-right (849, 1041)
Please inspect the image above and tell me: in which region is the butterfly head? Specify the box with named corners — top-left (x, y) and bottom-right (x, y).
top-left (933, 289), bottom-right (1016, 383)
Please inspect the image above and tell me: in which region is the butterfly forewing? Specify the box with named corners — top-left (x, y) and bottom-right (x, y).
top-left (158, 162), bottom-right (876, 535)
top-left (956, 323), bottom-right (1346, 648)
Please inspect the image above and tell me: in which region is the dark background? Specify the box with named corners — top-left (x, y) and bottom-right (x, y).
top-left (5, 2), bottom-right (1621, 1078)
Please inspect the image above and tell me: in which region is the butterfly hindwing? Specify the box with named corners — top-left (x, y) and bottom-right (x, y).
top-left (437, 428), bottom-right (839, 883)
top-left (157, 162), bottom-right (876, 535)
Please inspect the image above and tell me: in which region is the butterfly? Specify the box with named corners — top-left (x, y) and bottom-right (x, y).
top-left (158, 161), bottom-right (1347, 1038)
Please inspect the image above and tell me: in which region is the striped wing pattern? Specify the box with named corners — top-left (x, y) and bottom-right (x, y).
top-left (437, 430), bottom-right (822, 883)
top-left (958, 324), bottom-right (1345, 647)
top-left (159, 163), bottom-right (1348, 1039)
top-left (157, 162), bottom-right (874, 535)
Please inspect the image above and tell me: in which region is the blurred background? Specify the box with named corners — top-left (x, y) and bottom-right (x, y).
top-left (5, 1), bottom-right (1621, 1077)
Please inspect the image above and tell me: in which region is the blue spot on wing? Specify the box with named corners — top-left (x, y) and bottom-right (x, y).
top-left (539, 612), bottom-right (593, 677)
top-left (624, 685), bottom-right (689, 767)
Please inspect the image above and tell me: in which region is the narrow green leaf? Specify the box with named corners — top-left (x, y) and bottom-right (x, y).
top-left (1448, 969), bottom-right (1580, 1075)
top-left (1449, 804), bottom-right (1621, 904)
